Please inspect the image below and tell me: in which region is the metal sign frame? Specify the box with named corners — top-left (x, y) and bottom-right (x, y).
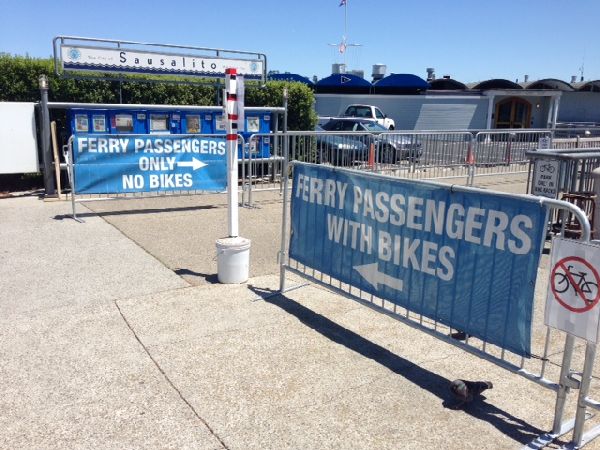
top-left (276, 158), bottom-right (600, 448)
top-left (53, 36), bottom-right (267, 85)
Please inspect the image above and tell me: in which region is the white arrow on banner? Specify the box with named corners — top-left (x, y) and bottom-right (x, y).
top-left (353, 263), bottom-right (404, 292)
top-left (177, 157), bottom-right (207, 171)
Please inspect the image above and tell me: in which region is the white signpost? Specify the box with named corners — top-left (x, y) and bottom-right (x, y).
top-left (532, 160), bottom-right (560, 199)
top-left (545, 238), bottom-right (600, 342)
top-left (54, 36), bottom-right (262, 284)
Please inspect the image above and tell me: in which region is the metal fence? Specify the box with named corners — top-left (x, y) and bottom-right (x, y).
top-left (241, 129), bottom-right (555, 204)
top-left (62, 127), bottom-right (600, 212)
top-left (527, 148), bottom-right (600, 196)
top-left (276, 161), bottom-right (600, 448)
top-left (473, 130), bottom-right (552, 180)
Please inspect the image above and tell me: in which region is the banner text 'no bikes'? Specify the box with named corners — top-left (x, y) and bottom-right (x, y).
top-left (72, 134), bottom-right (227, 194)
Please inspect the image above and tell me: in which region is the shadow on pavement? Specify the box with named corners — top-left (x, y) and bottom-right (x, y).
top-left (52, 204), bottom-right (217, 220)
top-left (248, 284), bottom-right (546, 445)
top-left (174, 268), bottom-right (219, 284)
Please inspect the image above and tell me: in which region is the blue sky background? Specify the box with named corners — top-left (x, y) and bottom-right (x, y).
top-left (1, 0), bottom-right (599, 84)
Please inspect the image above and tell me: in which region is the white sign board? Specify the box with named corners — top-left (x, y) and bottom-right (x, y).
top-left (0, 102), bottom-right (39, 174)
top-left (61, 45), bottom-right (264, 80)
top-left (538, 136), bottom-right (552, 149)
top-left (532, 160), bottom-right (560, 199)
top-left (545, 238), bottom-right (600, 342)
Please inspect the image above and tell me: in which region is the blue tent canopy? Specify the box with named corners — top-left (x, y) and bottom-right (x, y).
top-left (315, 73), bottom-right (372, 94)
top-left (268, 73), bottom-right (314, 87)
top-left (372, 74), bottom-right (430, 94)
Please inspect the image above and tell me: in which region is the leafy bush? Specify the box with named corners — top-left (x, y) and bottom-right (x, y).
top-left (0, 54), bottom-right (316, 130)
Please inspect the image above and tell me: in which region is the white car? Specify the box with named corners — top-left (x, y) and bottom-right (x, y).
top-left (342, 104), bottom-right (395, 130)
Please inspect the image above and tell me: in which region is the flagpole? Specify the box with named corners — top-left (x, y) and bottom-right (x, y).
top-left (343, 0), bottom-right (347, 65)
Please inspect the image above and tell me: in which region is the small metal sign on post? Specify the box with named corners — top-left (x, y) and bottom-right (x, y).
top-left (539, 136), bottom-right (552, 150)
top-left (532, 160), bottom-right (560, 199)
top-left (545, 238), bottom-right (600, 342)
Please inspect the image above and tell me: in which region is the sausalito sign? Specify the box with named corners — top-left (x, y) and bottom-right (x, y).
top-left (60, 45), bottom-right (264, 80)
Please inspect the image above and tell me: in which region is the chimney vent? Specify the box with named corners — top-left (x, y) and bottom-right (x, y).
top-left (426, 67), bottom-right (435, 81)
top-left (372, 64), bottom-right (387, 82)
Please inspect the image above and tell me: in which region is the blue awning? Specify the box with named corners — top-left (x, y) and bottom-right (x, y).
top-left (268, 73), bottom-right (314, 87)
top-left (315, 73), bottom-right (372, 94)
top-left (372, 74), bottom-right (430, 94)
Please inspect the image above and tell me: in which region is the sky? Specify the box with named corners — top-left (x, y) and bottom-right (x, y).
top-left (1, 0), bottom-right (599, 84)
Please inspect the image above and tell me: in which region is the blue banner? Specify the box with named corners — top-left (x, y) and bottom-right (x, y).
top-left (72, 134), bottom-right (227, 194)
top-left (289, 163), bottom-right (548, 356)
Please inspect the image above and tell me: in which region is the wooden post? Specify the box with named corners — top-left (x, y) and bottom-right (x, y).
top-left (50, 121), bottom-right (63, 200)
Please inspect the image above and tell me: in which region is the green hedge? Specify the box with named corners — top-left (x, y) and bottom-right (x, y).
top-left (0, 55), bottom-right (317, 130)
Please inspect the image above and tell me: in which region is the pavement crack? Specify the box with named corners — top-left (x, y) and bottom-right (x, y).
top-left (113, 300), bottom-right (230, 449)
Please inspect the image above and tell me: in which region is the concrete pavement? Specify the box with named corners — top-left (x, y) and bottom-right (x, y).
top-left (2, 178), bottom-right (600, 449)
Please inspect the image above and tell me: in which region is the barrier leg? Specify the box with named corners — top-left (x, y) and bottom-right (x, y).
top-left (553, 334), bottom-right (576, 435)
top-left (67, 140), bottom-right (84, 223)
top-left (279, 137), bottom-right (290, 293)
top-left (572, 343), bottom-right (597, 446)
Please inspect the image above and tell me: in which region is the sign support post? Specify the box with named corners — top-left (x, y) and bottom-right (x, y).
top-left (225, 68), bottom-right (239, 238)
top-left (214, 68), bottom-right (251, 284)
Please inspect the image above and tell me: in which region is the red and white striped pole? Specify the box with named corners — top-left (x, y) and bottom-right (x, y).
top-left (225, 68), bottom-right (239, 237)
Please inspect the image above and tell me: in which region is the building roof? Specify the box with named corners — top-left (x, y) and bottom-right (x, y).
top-left (315, 73), bottom-right (372, 94)
top-left (471, 79), bottom-right (523, 90)
top-left (521, 78), bottom-right (574, 91)
top-left (573, 80), bottom-right (600, 92)
top-left (429, 78), bottom-right (467, 90)
top-left (372, 73), bottom-right (429, 94)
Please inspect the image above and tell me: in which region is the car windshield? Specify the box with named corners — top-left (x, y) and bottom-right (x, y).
top-left (361, 122), bottom-right (387, 132)
top-left (346, 106), bottom-right (372, 118)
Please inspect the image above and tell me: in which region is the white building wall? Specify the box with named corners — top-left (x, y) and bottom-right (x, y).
top-left (0, 102), bottom-right (39, 174)
top-left (315, 94), bottom-right (488, 131)
top-left (558, 92), bottom-right (600, 123)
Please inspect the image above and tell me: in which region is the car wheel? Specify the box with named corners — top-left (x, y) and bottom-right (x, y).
top-left (388, 125), bottom-right (395, 130)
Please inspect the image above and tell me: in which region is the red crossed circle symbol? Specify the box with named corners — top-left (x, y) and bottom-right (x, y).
top-left (550, 256), bottom-right (600, 313)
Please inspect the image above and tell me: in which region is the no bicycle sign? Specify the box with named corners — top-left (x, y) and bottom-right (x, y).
top-left (545, 238), bottom-right (600, 342)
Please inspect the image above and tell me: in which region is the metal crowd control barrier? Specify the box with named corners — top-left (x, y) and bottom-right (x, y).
top-left (526, 148), bottom-right (600, 196)
top-left (241, 133), bottom-right (285, 207)
top-left (473, 130), bottom-right (552, 181)
top-left (240, 129), bottom-right (557, 205)
top-left (276, 161), bottom-right (600, 448)
top-left (64, 133), bottom-right (247, 221)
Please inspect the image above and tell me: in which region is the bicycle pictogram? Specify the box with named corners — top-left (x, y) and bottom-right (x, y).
top-left (539, 162), bottom-right (556, 174)
top-left (550, 256), bottom-right (600, 313)
top-left (553, 265), bottom-right (598, 301)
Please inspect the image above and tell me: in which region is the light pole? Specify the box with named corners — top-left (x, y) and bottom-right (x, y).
top-left (39, 74), bottom-right (56, 197)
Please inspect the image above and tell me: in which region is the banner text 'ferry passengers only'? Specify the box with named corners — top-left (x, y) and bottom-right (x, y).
top-left (289, 163), bottom-right (548, 356)
top-left (72, 135), bottom-right (227, 194)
